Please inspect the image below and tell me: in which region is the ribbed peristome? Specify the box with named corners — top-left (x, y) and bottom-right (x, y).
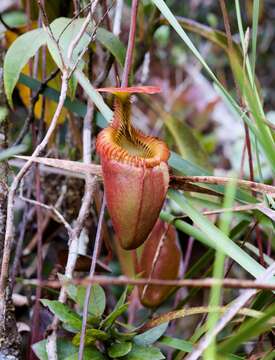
top-left (96, 89), bottom-right (169, 168)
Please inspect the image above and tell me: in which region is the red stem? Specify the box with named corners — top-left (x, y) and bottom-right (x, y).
top-left (121, 0), bottom-right (139, 87)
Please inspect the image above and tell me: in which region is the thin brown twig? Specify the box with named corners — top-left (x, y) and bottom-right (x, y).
top-left (19, 196), bottom-right (72, 234)
top-left (176, 203), bottom-right (265, 219)
top-left (14, 157), bottom-right (275, 196)
top-left (21, 274), bottom-right (275, 291)
top-left (141, 306), bottom-right (273, 332)
top-left (171, 175), bottom-right (275, 196)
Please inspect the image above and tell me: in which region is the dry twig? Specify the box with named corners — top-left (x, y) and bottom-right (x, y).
top-left (21, 275), bottom-right (275, 292)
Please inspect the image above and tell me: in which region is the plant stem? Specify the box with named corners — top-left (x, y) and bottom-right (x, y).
top-left (121, 0), bottom-right (139, 87)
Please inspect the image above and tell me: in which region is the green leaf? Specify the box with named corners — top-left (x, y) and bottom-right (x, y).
top-left (58, 273), bottom-right (77, 302)
top-left (76, 284), bottom-right (106, 317)
top-left (108, 342), bottom-right (132, 358)
top-left (96, 28), bottom-right (126, 67)
top-left (72, 329), bottom-right (109, 346)
top-left (41, 299), bottom-right (82, 330)
top-left (114, 286), bottom-right (133, 311)
top-left (134, 323), bottom-right (168, 346)
top-left (101, 303), bottom-right (128, 330)
top-left (46, 17), bottom-right (92, 69)
top-left (0, 144), bottom-right (28, 161)
top-left (32, 338), bottom-right (78, 360)
top-left (0, 107), bottom-right (8, 123)
top-left (111, 328), bottom-right (137, 342)
top-left (4, 28), bottom-right (47, 106)
top-left (64, 347), bottom-right (105, 360)
top-left (59, 274), bottom-right (106, 317)
top-left (122, 344), bottom-right (165, 360)
top-left (168, 190), bottom-right (274, 281)
top-left (159, 336), bottom-right (193, 353)
top-left (218, 303), bottom-right (275, 354)
top-left (46, 18), bottom-right (126, 70)
top-left (1, 11), bottom-right (28, 28)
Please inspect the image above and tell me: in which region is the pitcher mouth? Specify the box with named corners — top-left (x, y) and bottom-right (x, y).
top-left (96, 126), bottom-right (169, 168)
top-left (96, 86), bottom-right (170, 167)
top-left (96, 86), bottom-right (169, 168)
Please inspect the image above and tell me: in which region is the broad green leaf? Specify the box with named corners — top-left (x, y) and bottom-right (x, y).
top-left (46, 18), bottom-right (126, 70)
top-left (59, 274), bottom-right (106, 317)
top-left (58, 273), bottom-right (78, 302)
top-left (123, 344), bottom-right (165, 360)
top-left (32, 338), bottom-right (78, 360)
top-left (134, 323), bottom-right (168, 346)
top-left (96, 28), bottom-right (126, 67)
top-left (159, 336), bottom-right (193, 353)
top-left (4, 28), bottom-right (47, 106)
top-left (72, 329), bottom-right (109, 346)
top-left (76, 284), bottom-right (106, 317)
top-left (46, 17), bottom-right (92, 69)
top-left (0, 144), bottom-right (28, 161)
top-left (64, 347), bottom-right (105, 360)
top-left (101, 303), bottom-right (128, 330)
top-left (1, 11), bottom-right (28, 28)
top-left (111, 328), bottom-right (137, 342)
top-left (108, 342), bottom-right (132, 358)
top-left (41, 299), bottom-right (82, 330)
top-left (168, 190), bottom-right (273, 280)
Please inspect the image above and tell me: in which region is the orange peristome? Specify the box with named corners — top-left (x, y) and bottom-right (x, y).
top-left (96, 126), bottom-right (169, 168)
top-left (96, 87), bottom-right (170, 250)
